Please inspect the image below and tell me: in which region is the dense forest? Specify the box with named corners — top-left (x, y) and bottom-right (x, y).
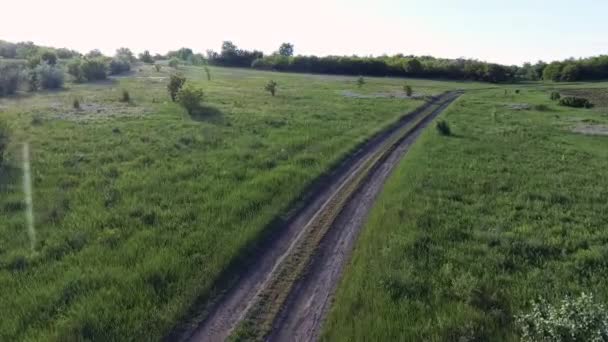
top-left (2, 40), bottom-right (608, 83)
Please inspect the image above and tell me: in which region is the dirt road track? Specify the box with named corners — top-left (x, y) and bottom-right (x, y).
top-left (268, 92), bottom-right (462, 341)
top-left (179, 91), bottom-right (462, 342)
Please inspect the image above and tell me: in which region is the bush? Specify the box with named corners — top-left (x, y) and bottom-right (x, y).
top-left (109, 58), bottom-right (131, 75)
top-left (550, 91), bottom-right (561, 100)
top-left (34, 63), bottom-right (64, 89)
top-left (265, 80), bottom-right (277, 96)
top-left (404, 84), bottom-right (413, 97)
top-left (73, 99), bottom-right (80, 110)
top-left (357, 76), bottom-right (365, 87)
top-left (559, 96), bottom-right (593, 108)
top-left (517, 293), bottom-right (608, 342)
top-left (177, 85), bottom-right (204, 115)
top-left (120, 90), bottom-right (130, 103)
top-left (0, 63), bottom-right (22, 96)
top-left (81, 58), bottom-right (107, 81)
top-left (154, 64), bottom-right (162, 72)
top-left (436, 120), bottom-right (451, 136)
top-left (27, 69), bottom-right (39, 91)
top-left (533, 104), bottom-right (550, 111)
top-left (169, 58), bottom-right (179, 68)
top-left (167, 74), bottom-right (186, 101)
top-left (0, 120), bottom-right (9, 167)
top-left (67, 59), bottom-right (84, 82)
top-left (40, 51), bottom-right (57, 66)
top-left (139, 50), bottom-right (153, 64)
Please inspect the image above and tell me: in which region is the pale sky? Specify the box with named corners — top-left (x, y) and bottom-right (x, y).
top-left (2, 0), bottom-right (607, 65)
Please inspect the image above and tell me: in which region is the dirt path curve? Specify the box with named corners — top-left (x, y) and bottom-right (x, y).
top-left (268, 92), bottom-right (461, 342)
top-left (180, 91), bottom-right (462, 342)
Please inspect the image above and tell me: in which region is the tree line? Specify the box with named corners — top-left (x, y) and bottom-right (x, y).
top-left (2, 40), bottom-right (608, 83)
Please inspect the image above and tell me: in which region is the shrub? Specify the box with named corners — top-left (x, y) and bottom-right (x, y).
top-left (67, 59), bottom-right (84, 82)
top-left (154, 64), bottom-right (162, 72)
top-left (0, 119), bottom-right (9, 167)
top-left (436, 120), bottom-right (451, 136)
top-left (34, 63), bottom-right (64, 89)
top-left (516, 293), bottom-right (608, 342)
top-left (109, 58), bottom-right (131, 75)
top-left (533, 104), bottom-right (550, 111)
top-left (177, 85), bottom-right (204, 115)
top-left (404, 84), bottom-right (413, 97)
top-left (73, 99), bottom-right (80, 110)
top-left (169, 58), bottom-right (179, 68)
top-left (27, 69), bottom-right (39, 91)
top-left (204, 65), bottom-right (211, 81)
top-left (550, 91), bottom-right (561, 100)
top-left (357, 76), bottom-right (365, 87)
top-left (81, 58), bottom-right (107, 81)
top-left (515, 89), bottom-right (521, 94)
top-left (139, 50), bottom-right (153, 64)
top-left (265, 80), bottom-right (277, 96)
top-left (120, 90), bottom-right (130, 103)
top-left (559, 96), bottom-right (593, 108)
top-left (40, 51), bottom-right (58, 66)
top-left (167, 74), bottom-right (186, 102)
top-left (0, 63), bottom-right (22, 96)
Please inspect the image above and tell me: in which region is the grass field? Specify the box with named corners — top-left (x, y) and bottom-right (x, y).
top-left (322, 86), bottom-right (608, 340)
top-left (0, 65), bottom-right (480, 340)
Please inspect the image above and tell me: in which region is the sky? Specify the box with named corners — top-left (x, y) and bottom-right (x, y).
top-left (2, 0), bottom-right (607, 65)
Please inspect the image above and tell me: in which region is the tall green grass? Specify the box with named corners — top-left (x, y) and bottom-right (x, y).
top-left (0, 65), bottom-right (473, 340)
top-left (322, 87), bottom-right (608, 341)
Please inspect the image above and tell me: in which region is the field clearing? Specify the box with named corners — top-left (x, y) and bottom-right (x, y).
top-left (0, 65), bottom-right (481, 340)
top-left (322, 85), bottom-right (608, 341)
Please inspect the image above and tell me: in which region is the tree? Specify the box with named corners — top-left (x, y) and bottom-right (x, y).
top-left (40, 51), bottom-right (58, 65)
top-left (139, 50), bottom-right (153, 63)
top-left (542, 62), bottom-right (563, 82)
top-left (278, 43), bottom-right (294, 57)
top-left (116, 47), bottom-right (135, 63)
top-left (403, 58), bottom-right (423, 75)
top-left (560, 64), bottom-right (580, 82)
top-left (177, 85), bottom-right (204, 115)
top-left (86, 49), bottom-right (103, 58)
top-left (265, 80), bottom-right (277, 96)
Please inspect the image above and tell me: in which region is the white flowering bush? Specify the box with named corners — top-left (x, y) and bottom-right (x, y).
top-left (517, 293), bottom-right (608, 342)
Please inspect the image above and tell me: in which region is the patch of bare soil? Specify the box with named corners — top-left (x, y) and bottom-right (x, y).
top-left (572, 124), bottom-right (608, 136)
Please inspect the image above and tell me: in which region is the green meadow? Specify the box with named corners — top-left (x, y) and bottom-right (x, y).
top-left (0, 64), bottom-right (476, 340)
top-left (322, 86), bottom-right (608, 341)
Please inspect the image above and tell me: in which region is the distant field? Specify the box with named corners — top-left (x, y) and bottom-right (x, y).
top-left (0, 65), bottom-right (478, 340)
top-left (322, 86), bottom-right (608, 340)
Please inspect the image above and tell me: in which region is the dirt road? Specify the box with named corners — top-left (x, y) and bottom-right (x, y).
top-left (179, 91), bottom-right (462, 342)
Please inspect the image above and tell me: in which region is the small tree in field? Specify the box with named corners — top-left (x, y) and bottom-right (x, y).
top-left (436, 120), bottom-right (451, 136)
top-left (177, 85), bottom-right (204, 115)
top-left (154, 64), bottom-right (162, 72)
top-left (550, 91), bottom-right (561, 101)
top-left (265, 80), bottom-right (277, 96)
top-left (167, 74), bottom-right (186, 101)
top-left (404, 84), bottom-right (413, 97)
top-left (357, 76), bottom-right (365, 88)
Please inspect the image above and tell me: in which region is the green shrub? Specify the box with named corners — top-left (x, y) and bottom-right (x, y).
top-left (34, 63), bottom-right (64, 89)
top-left (559, 96), bottom-right (593, 108)
top-left (169, 58), bottom-right (179, 68)
top-left (177, 85), bottom-right (204, 115)
top-left (516, 293), bottom-right (608, 342)
top-left (167, 74), bottom-right (186, 101)
top-left (550, 91), bottom-right (561, 101)
top-left (436, 120), bottom-right (451, 136)
top-left (0, 119), bottom-right (9, 167)
top-left (0, 63), bottom-right (22, 96)
top-left (40, 50), bottom-right (58, 66)
top-left (204, 65), bottom-right (211, 81)
top-left (109, 58), bottom-right (131, 75)
top-left (81, 58), bottom-right (107, 81)
top-left (265, 80), bottom-right (277, 96)
top-left (27, 69), bottom-right (39, 91)
top-left (515, 89), bottom-right (520, 94)
top-left (139, 50), bottom-right (153, 64)
top-left (533, 104), bottom-right (550, 111)
top-left (120, 90), bottom-right (130, 103)
top-left (357, 76), bottom-right (365, 87)
top-left (73, 98), bottom-right (80, 110)
top-left (67, 59), bottom-right (84, 82)
top-left (404, 84), bottom-right (413, 97)
top-left (154, 64), bottom-right (162, 72)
